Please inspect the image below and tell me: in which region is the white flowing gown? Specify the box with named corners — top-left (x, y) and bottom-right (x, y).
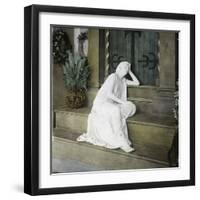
top-left (77, 72), bottom-right (136, 149)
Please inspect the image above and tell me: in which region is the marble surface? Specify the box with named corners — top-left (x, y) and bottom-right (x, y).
top-left (52, 158), bottom-right (102, 173)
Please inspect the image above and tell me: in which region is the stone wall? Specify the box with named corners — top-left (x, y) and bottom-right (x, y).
top-left (53, 64), bottom-right (68, 109)
top-left (52, 29), bottom-right (74, 109)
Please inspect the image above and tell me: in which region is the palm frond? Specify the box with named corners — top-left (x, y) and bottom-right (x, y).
top-left (63, 51), bottom-right (90, 91)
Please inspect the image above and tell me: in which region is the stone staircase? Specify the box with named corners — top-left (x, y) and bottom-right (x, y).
top-left (53, 128), bottom-right (167, 171)
top-left (52, 104), bottom-right (177, 172)
top-left (86, 86), bottom-right (155, 115)
top-left (87, 86), bottom-right (175, 116)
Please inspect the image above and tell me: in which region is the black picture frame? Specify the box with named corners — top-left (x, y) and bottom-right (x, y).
top-left (24, 4), bottom-right (195, 195)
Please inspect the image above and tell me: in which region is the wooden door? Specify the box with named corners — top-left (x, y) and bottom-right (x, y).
top-left (108, 30), bottom-right (159, 85)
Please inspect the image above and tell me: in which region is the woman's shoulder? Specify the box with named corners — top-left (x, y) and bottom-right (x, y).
top-left (104, 73), bottom-right (117, 84)
top-left (107, 73), bottom-right (126, 82)
top-left (107, 73), bottom-right (116, 80)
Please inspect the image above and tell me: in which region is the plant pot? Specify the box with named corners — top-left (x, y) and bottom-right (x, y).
top-left (65, 89), bottom-right (86, 109)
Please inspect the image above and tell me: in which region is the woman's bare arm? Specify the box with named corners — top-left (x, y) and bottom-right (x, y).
top-left (108, 93), bottom-right (126, 104)
top-left (126, 70), bottom-right (140, 86)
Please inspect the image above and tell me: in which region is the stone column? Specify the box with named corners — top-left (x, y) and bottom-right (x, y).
top-left (159, 32), bottom-right (176, 89)
top-left (152, 32), bottom-right (177, 117)
top-left (86, 29), bottom-right (100, 106)
top-left (88, 29), bottom-right (100, 88)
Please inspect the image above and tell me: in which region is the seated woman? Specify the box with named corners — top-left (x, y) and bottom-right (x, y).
top-left (77, 61), bottom-right (140, 153)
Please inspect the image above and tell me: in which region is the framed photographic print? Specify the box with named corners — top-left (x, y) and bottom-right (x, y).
top-left (24, 4), bottom-right (195, 195)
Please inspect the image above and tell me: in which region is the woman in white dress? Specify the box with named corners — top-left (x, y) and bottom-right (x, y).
top-left (77, 61), bottom-right (140, 153)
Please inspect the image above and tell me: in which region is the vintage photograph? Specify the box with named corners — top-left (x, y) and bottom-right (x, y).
top-left (24, 5), bottom-right (195, 194)
top-left (51, 26), bottom-right (179, 173)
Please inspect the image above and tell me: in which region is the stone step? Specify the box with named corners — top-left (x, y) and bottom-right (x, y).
top-left (86, 87), bottom-right (173, 115)
top-left (54, 106), bottom-right (177, 162)
top-left (87, 85), bottom-right (154, 99)
top-left (52, 128), bottom-right (168, 172)
top-left (87, 86), bottom-right (175, 117)
top-left (127, 85), bottom-right (157, 99)
top-left (128, 97), bottom-right (153, 114)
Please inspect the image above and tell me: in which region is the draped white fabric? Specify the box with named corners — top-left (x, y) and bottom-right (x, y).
top-left (77, 62), bottom-right (137, 152)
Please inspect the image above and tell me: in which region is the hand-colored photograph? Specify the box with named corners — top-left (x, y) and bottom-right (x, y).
top-left (51, 26), bottom-right (178, 173)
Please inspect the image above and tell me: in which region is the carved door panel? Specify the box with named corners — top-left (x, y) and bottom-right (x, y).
top-left (109, 30), bottom-right (159, 85)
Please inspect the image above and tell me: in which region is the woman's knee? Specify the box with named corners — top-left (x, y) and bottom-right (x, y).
top-left (121, 102), bottom-right (136, 118)
top-left (131, 103), bottom-right (136, 116)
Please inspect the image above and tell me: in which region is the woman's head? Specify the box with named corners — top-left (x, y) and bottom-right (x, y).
top-left (115, 61), bottom-right (131, 78)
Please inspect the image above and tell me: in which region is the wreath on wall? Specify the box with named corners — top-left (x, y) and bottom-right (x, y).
top-left (52, 28), bottom-right (72, 65)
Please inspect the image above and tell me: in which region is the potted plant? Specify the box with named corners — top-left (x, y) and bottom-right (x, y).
top-left (62, 51), bottom-right (90, 108)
